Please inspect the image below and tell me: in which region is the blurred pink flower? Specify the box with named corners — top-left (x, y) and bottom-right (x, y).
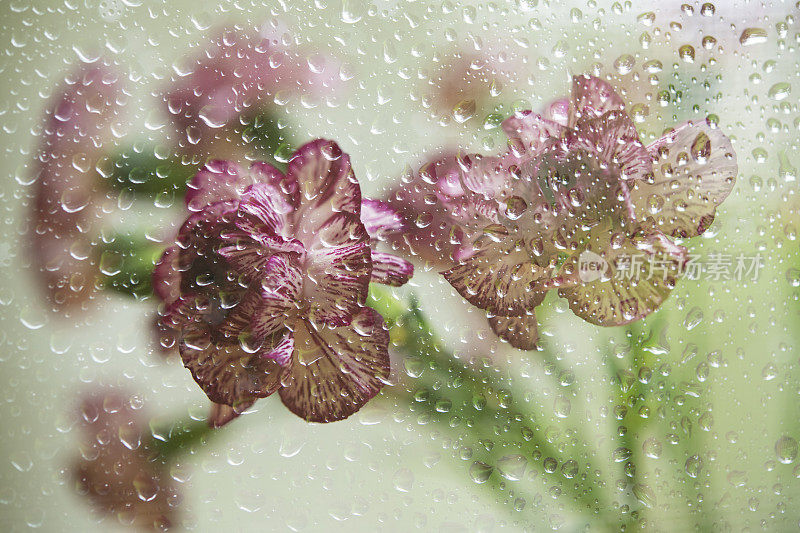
top-left (74, 390), bottom-right (179, 531)
top-left (165, 27), bottom-right (343, 160)
top-left (153, 139), bottom-right (412, 423)
top-left (393, 75), bottom-right (737, 348)
top-left (31, 63), bottom-right (124, 312)
top-left (428, 46), bottom-right (520, 122)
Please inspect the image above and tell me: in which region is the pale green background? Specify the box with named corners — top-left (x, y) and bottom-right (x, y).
top-left (0, 0), bottom-right (798, 531)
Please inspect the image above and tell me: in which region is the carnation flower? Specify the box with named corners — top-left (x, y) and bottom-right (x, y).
top-left (154, 140), bottom-right (412, 422)
top-left (392, 75), bottom-right (737, 349)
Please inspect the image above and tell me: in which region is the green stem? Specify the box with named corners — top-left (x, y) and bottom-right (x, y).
top-left (149, 416), bottom-right (219, 460)
top-left (370, 287), bottom-right (616, 527)
top-left (98, 233), bottom-right (166, 299)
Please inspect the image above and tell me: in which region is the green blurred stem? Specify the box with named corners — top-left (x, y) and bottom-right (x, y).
top-left (106, 146), bottom-right (197, 196)
top-left (149, 417), bottom-right (219, 461)
top-left (369, 286), bottom-right (616, 526)
top-left (98, 233), bottom-right (166, 299)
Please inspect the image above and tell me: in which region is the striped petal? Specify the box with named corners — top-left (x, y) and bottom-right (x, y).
top-left (279, 308), bottom-right (390, 423)
top-left (304, 213), bottom-right (372, 326)
top-left (250, 256), bottom-right (304, 342)
top-left (557, 221), bottom-right (688, 326)
top-left (180, 320), bottom-right (292, 406)
top-left (442, 234), bottom-right (549, 316)
top-left (569, 74), bottom-right (625, 126)
top-left (370, 252), bottom-right (414, 287)
top-left (631, 119), bottom-right (738, 238)
top-left (288, 140), bottom-right (362, 243)
top-left (186, 160), bottom-right (298, 214)
top-left (360, 198), bottom-right (404, 240)
top-left (488, 314), bottom-right (540, 350)
top-left (568, 110), bottom-right (652, 183)
top-left (502, 110), bottom-right (565, 153)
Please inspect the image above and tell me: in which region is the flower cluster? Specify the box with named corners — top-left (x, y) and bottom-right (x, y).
top-left (154, 140), bottom-right (412, 423)
top-left (390, 75), bottom-right (737, 349)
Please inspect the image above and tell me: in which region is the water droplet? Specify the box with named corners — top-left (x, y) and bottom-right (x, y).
top-left (392, 468), bottom-right (414, 492)
top-left (768, 82), bottom-right (791, 101)
top-left (452, 99), bottom-right (477, 123)
top-left (468, 461), bottom-right (493, 483)
top-left (775, 436), bottom-right (798, 464)
top-left (685, 455), bottom-right (703, 478)
top-left (739, 28), bottom-right (768, 46)
top-left (678, 45), bottom-right (695, 63)
top-left (497, 455), bottom-right (527, 481)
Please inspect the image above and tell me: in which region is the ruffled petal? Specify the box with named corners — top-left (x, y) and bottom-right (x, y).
top-left (304, 213), bottom-right (372, 326)
top-left (558, 221), bottom-right (688, 326)
top-left (186, 160), bottom-right (246, 212)
top-left (631, 119), bottom-right (738, 237)
top-left (442, 234), bottom-right (549, 316)
top-left (569, 74), bottom-right (626, 126)
top-left (250, 256), bottom-right (304, 342)
top-left (488, 314), bottom-right (539, 350)
top-left (175, 200), bottom-right (240, 294)
top-left (180, 319), bottom-right (292, 406)
top-left (236, 181), bottom-right (296, 236)
top-left (152, 245), bottom-right (180, 306)
top-left (370, 252), bottom-right (414, 286)
top-left (185, 159), bottom-right (296, 212)
top-left (208, 399), bottom-right (256, 428)
top-left (502, 110), bottom-right (565, 153)
top-left (385, 151), bottom-right (473, 267)
top-left (288, 140), bottom-right (362, 244)
top-left (216, 232), bottom-right (305, 274)
top-left (568, 110), bottom-right (652, 183)
top-left (279, 308), bottom-right (390, 423)
top-left (360, 198), bottom-right (404, 240)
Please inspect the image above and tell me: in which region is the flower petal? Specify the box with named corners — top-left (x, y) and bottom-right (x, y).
top-left (558, 221), bottom-right (688, 326)
top-left (442, 235), bottom-right (549, 316)
top-left (360, 198), bottom-right (404, 239)
top-left (304, 213), bottom-right (372, 326)
top-left (568, 110), bottom-right (652, 183)
top-left (180, 320), bottom-right (292, 406)
top-left (488, 314), bottom-right (539, 350)
top-left (236, 181), bottom-right (296, 236)
top-left (569, 74), bottom-right (626, 125)
top-left (385, 151), bottom-right (473, 267)
top-left (186, 160), bottom-right (245, 212)
top-left (279, 308), bottom-right (390, 423)
top-left (250, 256), bottom-right (304, 342)
top-left (370, 252), bottom-right (414, 287)
top-left (152, 245), bottom-right (180, 306)
top-left (208, 399), bottom-right (256, 428)
top-left (502, 110), bottom-right (565, 153)
top-left (631, 119), bottom-right (738, 237)
top-left (288, 140), bottom-right (362, 241)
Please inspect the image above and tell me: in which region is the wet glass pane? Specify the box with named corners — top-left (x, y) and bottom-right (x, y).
top-left (1, 0), bottom-right (798, 530)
